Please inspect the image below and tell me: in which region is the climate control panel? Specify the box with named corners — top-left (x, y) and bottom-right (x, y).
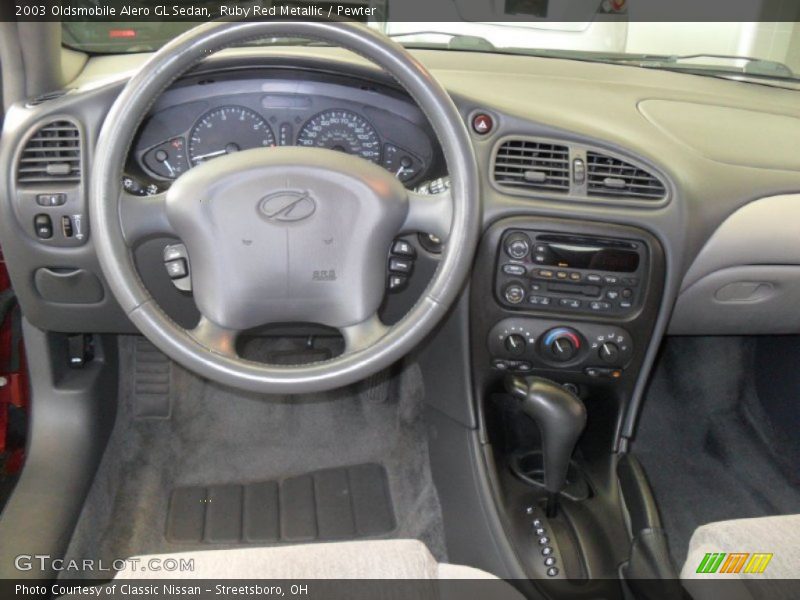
top-left (488, 318), bottom-right (633, 379)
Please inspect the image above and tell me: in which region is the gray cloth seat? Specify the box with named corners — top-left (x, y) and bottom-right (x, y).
top-left (114, 539), bottom-right (509, 581)
top-left (681, 514), bottom-right (800, 600)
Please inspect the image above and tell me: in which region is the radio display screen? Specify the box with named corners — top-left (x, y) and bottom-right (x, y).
top-left (546, 243), bottom-right (640, 273)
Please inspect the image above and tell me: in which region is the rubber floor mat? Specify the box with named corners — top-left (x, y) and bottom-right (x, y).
top-left (166, 463), bottom-right (395, 544)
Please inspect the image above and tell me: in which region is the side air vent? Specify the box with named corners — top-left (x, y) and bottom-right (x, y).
top-left (16, 121), bottom-right (81, 184)
top-left (586, 152), bottom-right (665, 200)
top-left (493, 139), bottom-right (570, 193)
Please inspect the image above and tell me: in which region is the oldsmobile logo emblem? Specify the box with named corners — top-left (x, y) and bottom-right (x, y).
top-left (258, 190), bottom-right (316, 222)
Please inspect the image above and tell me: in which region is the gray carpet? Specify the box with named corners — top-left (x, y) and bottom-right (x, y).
top-left (633, 336), bottom-right (800, 568)
top-left (63, 336), bottom-right (446, 576)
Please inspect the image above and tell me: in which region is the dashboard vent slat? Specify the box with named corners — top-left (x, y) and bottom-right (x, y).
top-left (16, 120), bottom-right (81, 185)
top-left (586, 152), bottom-right (665, 200)
top-left (493, 139), bottom-right (570, 193)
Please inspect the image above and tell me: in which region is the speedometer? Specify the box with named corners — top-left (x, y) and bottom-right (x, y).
top-left (189, 106), bottom-right (275, 166)
top-left (296, 109), bottom-right (381, 163)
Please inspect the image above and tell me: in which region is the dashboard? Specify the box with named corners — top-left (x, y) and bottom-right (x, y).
top-left (124, 71), bottom-right (442, 196)
top-left (3, 48), bottom-right (800, 445)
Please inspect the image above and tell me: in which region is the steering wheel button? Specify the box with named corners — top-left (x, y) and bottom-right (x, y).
top-left (391, 240), bottom-right (416, 257)
top-left (388, 274), bottom-right (407, 291)
top-left (389, 257), bottom-right (413, 273)
top-left (165, 258), bottom-right (188, 279)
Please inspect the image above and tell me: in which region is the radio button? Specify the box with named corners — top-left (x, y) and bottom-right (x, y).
top-left (622, 277), bottom-right (638, 286)
top-left (589, 301), bottom-right (612, 311)
top-left (502, 264), bottom-right (526, 276)
top-left (621, 288), bottom-right (634, 299)
top-left (534, 244), bottom-right (547, 253)
top-left (559, 298), bottom-right (582, 309)
top-left (569, 272), bottom-right (582, 281)
top-left (620, 301), bottom-right (633, 309)
top-left (537, 269), bottom-right (554, 279)
top-left (529, 295), bottom-right (551, 306)
top-left (606, 289), bottom-right (620, 300)
top-left (556, 271), bottom-right (568, 279)
top-left (586, 274), bottom-right (602, 283)
top-left (604, 275), bottom-right (619, 284)
top-left (504, 283), bottom-right (526, 304)
top-left (505, 234), bottom-right (531, 259)
top-left (533, 254), bottom-right (547, 263)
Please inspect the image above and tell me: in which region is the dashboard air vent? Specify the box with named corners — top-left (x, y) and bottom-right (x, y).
top-left (586, 152), bottom-right (665, 200)
top-left (17, 121), bottom-right (81, 184)
top-left (493, 140), bottom-right (570, 193)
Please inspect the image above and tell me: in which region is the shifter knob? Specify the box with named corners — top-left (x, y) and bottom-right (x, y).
top-left (506, 376), bottom-right (587, 515)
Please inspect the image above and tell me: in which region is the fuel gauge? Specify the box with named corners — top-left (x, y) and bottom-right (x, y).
top-left (142, 137), bottom-right (189, 180)
top-left (382, 143), bottom-right (423, 183)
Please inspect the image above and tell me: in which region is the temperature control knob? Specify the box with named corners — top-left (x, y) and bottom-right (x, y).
top-left (542, 327), bottom-right (582, 362)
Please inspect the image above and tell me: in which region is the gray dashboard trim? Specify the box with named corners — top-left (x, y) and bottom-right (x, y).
top-left (679, 193), bottom-right (800, 291)
top-left (670, 193), bottom-right (800, 335)
top-left (639, 99), bottom-right (800, 171)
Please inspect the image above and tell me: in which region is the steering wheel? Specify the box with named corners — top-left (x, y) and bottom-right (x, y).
top-left (91, 21), bottom-right (480, 394)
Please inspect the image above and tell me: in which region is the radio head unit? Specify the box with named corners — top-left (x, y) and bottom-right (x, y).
top-left (496, 230), bottom-right (648, 316)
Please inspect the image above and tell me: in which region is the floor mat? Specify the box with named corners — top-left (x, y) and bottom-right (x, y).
top-left (166, 463), bottom-right (395, 544)
top-left (63, 337), bottom-right (446, 576)
top-left (633, 337), bottom-right (800, 568)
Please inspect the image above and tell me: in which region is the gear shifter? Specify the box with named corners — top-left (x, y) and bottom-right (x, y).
top-left (506, 376), bottom-right (587, 516)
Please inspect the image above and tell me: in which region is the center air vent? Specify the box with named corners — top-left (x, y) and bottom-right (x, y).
top-left (586, 152), bottom-right (665, 200)
top-left (493, 140), bottom-right (570, 193)
top-left (16, 120), bottom-right (81, 185)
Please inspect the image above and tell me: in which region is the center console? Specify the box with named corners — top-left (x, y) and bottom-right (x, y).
top-left (470, 216), bottom-right (666, 587)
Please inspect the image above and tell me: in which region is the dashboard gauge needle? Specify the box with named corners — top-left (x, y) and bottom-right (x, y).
top-left (192, 148), bottom-right (228, 161)
top-left (163, 160), bottom-right (175, 176)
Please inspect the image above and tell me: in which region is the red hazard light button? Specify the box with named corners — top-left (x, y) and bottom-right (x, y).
top-left (471, 113), bottom-right (494, 135)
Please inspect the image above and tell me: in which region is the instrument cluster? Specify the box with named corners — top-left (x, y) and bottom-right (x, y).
top-left (127, 76), bottom-right (439, 195)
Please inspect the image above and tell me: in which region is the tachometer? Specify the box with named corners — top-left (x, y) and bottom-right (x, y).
top-left (188, 106), bottom-right (275, 166)
top-left (296, 109), bottom-right (381, 163)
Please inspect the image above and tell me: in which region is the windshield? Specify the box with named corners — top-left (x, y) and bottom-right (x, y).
top-left (62, 18), bottom-right (800, 84)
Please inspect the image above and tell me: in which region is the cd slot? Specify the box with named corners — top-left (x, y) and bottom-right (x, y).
top-left (546, 282), bottom-right (602, 297)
